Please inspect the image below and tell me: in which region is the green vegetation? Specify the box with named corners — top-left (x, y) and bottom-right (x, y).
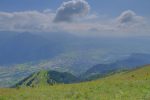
top-left (0, 65), bottom-right (150, 100)
top-left (15, 70), bottom-right (79, 87)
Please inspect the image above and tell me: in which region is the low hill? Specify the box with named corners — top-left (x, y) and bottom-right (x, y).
top-left (14, 70), bottom-right (79, 87)
top-left (0, 65), bottom-right (150, 100)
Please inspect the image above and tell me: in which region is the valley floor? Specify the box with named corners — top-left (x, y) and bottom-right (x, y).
top-left (0, 65), bottom-right (150, 100)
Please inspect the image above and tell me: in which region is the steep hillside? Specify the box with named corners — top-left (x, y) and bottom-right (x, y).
top-left (0, 65), bottom-right (150, 100)
top-left (15, 70), bottom-right (79, 87)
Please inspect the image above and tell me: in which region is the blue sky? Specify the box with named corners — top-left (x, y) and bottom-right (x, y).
top-left (0, 0), bottom-right (149, 37)
top-left (0, 0), bottom-right (149, 16)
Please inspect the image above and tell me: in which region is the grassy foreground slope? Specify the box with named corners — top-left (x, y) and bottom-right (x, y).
top-left (0, 65), bottom-right (150, 100)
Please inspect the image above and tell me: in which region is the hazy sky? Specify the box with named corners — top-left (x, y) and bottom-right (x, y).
top-left (0, 0), bottom-right (149, 37)
top-left (0, 0), bottom-right (149, 16)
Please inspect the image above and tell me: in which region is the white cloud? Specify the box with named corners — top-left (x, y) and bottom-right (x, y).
top-left (0, 11), bottom-right (55, 32)
top-left (0, 9), bottom-right (149, 37)
top-left (0, 0), bottom-right (148, 37)
top-left (118, 10), bottom-right (138, 24)
top-left (116, 10), bottom-right (144, 26)
top-left (113, 10), bottom-right (149, 36)
top-left (53, 0), bottom-right (90, 22)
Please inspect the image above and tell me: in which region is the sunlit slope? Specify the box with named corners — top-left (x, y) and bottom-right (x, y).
top-left (0, 65), bottom-right (150, 100)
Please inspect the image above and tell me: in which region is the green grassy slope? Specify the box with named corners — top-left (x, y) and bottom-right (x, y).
top-left (15, 70), bottom-right (52, 87)
top-left (0, 65), bottom-right (150, 100)
top-left (15, 70), bottom-right (79, 87)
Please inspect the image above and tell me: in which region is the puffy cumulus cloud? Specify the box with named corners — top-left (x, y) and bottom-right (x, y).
top-left (0, 11), bottom-right (56, 32)
top-left (117, 10), bottom-right (144, 26)
top-left (53, 0), bottom-right (90, 22)
top-left (113, 10), bottom-right (149, 36)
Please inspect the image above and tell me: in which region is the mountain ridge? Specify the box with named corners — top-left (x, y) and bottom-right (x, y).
top-left (82, 53), bottom-right (150, 79)
top-left (14, 70), bottom-right (79, 87)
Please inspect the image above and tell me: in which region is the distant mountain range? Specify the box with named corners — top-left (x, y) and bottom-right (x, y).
top-left (1, 31), bottom-right (150, 87)
top-left (83, 53), bottom-right (150, 79)
top-left (1, 31), bottom-right (150, 66)
top-left (0, 31), bottom-right (77, 65)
